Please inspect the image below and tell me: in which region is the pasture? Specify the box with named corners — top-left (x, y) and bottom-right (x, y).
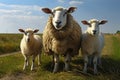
top-left (0, 34), bottom-right (120, 80)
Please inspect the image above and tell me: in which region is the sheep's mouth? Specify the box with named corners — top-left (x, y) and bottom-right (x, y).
top-left (93, 32), bottom-right (96, 35)
top-left (54, 26), bottom-right (63, 30)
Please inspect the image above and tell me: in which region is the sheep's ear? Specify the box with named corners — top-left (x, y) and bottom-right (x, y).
top-left (41, 8), bottom-right (52, 14)
top-left (34, 29), bottom-right (39, 33)
top-left (19, 29), bottom-right (25, 33)
top-left (67, 7), bottom-right (77, 13)
top-left (81, 20), bottom-right (90, 25)
top-left (99, 20), bottom-right (107, 25)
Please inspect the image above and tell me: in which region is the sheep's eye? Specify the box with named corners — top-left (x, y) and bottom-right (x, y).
top-left (52, 11), bottom-right (55, 17)
top-left (52, 13), bottom-right (55, 17)
top-left (25, 32), bottom-right (29, 35)
top-left (24, 32), bottom-right (27, 35)
top-left (63, 12), bottom-right (67, 16)
top-left (88, 24), bottom-right (92, 27)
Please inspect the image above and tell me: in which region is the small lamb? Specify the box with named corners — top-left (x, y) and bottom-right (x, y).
top-left (19, 28), bottom-right (42, 71)
top-left (81, 19), bottom-right (107, 74)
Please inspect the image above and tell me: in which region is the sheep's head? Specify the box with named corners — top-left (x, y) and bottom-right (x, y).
top-left (42, 6), bottom-right (77, 30)
top-left (81, 19), bottom-right (107, 36)
top-left (19, 28), bottom-right (39, 42)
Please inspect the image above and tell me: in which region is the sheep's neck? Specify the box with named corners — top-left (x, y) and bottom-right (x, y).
top-left (26, 40), bottom-right (34, 49)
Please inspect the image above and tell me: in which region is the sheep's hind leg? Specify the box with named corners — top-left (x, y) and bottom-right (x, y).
top-left (53, 54), bottom-right (59, 73)
top-left (64, 53), bottom-right (71, 71)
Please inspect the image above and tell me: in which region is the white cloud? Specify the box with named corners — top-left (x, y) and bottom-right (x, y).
top-left (69, 1), bottom-right (83, 6)
top-left (0, 3), bottom-right (42, 16)
top-left (0, 3), bottom-right (45, 33)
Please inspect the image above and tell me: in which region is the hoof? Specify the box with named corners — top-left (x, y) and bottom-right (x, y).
top-left (94, 69), bottom-right (98, 75)
top-left (53, 68), bottom-right (58, 73)
top-left (83, 69), bottom-right (87, 74)
top-left (64, 66), bottom-right (71, 72)
top-left (64, 63), bottom-right (71, 72)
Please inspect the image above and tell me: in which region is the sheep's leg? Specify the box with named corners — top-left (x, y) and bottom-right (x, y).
top-left (31, 55), bottom-right (36, 71)
top-left (93, 55), bottom-right (98, 74)
top-left (83, 55), bottom-right (88, 73)
top-left (53, 54), bottom-right (59, 73)
top-left (64, 53), bottom-right (71, 71)
top-left (88, 56), bottom-right (92, 66)
top-left (23, 56), bottom-right (29, 70)
top-left (38, 54), bottom-right (41, 66)
top-left (51, 54), bottom-right (54, 68)
top-left (98, 55), bottom-right (102, 66)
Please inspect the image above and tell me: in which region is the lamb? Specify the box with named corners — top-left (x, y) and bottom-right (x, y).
top-left (81, 19), bottom-right (107, 74)
top-left (41, 6), bottom-right (82, 73)
top-left (19, 28), bottom-right (42, 71)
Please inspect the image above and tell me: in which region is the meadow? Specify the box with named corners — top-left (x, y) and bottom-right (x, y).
top-left (0, 34), bottom-right (120, 80)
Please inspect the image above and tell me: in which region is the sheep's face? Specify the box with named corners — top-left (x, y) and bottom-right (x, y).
top-left (42, 6), bottom-right (77, 30)
top-left (19, 29), bottom-right (39, 43)
top-left (87, 20), bottom-right (100, 36)
top-left (52, 8), bottom-right (67, 30)
top-left (24, 31), bottom-right (34, 42)
top-left (81, 19), bottom-right (107, 36)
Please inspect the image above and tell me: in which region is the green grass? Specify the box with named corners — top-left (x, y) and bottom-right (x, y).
top-left (0, 34), bottom-right (120, 80)
top-left (0, 34), bottom-right (22, 54)
top-left (112, 36), bottom-right (120, 60)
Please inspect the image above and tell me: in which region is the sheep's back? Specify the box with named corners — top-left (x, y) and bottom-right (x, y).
top-left (81, 33), bottom-right (104, 55)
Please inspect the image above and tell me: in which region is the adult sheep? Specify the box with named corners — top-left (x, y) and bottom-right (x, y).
top-left (81, 19), bottom-right (107, 74)
top-left (42, 6), bottom-right (82, 73)
top-left (19, 28), bottom-right (42, 71)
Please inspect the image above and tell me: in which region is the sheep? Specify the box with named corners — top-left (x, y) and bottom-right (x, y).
top-left (41, 6), bottom-right (82, 73)
top-left (19, 28), bottom-right (42, 71)
top-left (81, 19), bottom-right (107, 74)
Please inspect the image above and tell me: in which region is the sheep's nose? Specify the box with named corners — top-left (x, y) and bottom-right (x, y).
top-left (55, 21), bottom-right (61, 26)
top-left (93, 30), bottom-right (97, 34)
top-left (27, 38), bottom-right (30, 42)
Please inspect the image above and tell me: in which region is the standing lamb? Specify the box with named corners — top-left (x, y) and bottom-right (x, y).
top-left (41, 6), bottom-right (82, 73)
top-left (19, 28), bottom-right (42, 71)
top-left (81, 19), bottom-right (107, 74)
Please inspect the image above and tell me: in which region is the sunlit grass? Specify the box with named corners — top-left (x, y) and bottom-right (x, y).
top-left (0, 34), bottom-right (120, 80)
top-left (0, 34), bottom-right (22, 54)
top-left (111, 36), bottom-right (120, 60)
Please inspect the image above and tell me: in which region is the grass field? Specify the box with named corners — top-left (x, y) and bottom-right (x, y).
top-left (0, 34), bottom-right (22, 55)
top-left (0, 34), bottom-right (120, 80)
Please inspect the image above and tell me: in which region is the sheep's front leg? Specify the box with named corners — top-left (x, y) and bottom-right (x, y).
top-left (83, 55), bottom-right (88, 73)
top-left (31, 55), bottom-right (36, 71)
top-left (38, 54), bottom-right (41, 66)
top-left (98, 55), bottom-right (102, 66)
top-left (93, 55), bottom-right (98, 74)
top-left (23, 55), bottom-right (29, 70)
top-left (53, 54), bottom-right (59, 73)
top-left (64, 53), bottom-right (71, 71)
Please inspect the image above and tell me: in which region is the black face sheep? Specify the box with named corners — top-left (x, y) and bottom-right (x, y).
top-left (19, 28), bottom-right (42, 71)
top-left (41, 6), bottom-right (82, 73)
top-left (81, 19), bottom-right (107, 74)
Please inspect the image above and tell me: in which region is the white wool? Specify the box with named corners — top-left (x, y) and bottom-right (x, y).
top-left (19, 28), bottom-right (42, 71)
top-left (81, 19), bottom-right (107, 74)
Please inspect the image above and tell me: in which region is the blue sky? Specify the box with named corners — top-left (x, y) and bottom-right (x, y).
top-left (0, 0), bottom-right (119, 33)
